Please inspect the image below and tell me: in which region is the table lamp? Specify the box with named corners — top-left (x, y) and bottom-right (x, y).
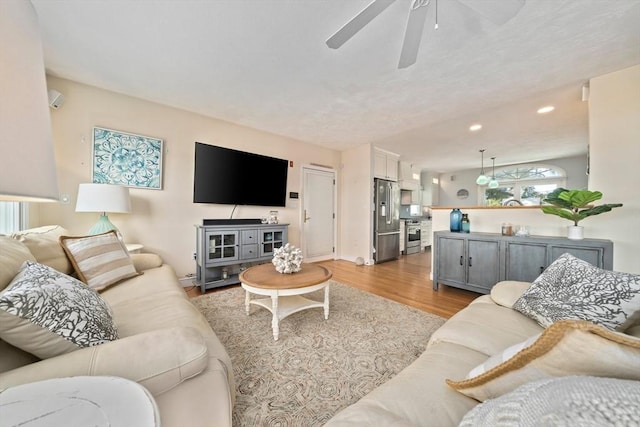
top-left (75, 183), bottom-right (131, 236)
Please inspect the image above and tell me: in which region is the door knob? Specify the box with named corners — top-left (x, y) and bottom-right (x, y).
top-left (304, 210), bottom-right (311, 223)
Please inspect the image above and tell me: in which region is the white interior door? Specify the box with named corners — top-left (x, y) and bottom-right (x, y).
top-left (301, 165), bottom-right (335, 262)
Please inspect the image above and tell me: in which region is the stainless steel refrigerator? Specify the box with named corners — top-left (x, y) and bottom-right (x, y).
top-left (374, 178), bottom-right (400, 263)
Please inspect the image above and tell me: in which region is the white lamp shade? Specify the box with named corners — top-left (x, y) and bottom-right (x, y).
top-left (0, 1), bottom-right (59, 202)
top-left (76, 184), bottom-right (131, 213)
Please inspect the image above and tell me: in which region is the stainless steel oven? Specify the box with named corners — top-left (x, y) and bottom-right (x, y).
top-left (405, 220), bottom-right (421, 254)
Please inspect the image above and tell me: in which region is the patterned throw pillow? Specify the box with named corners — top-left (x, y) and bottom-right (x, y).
top-left (458, 376), bottom-right (640, 426)
top-left (446, 320), bottom-right (640, 402)
top-left (0, 261), bottom-right (118, 359)
top-left (513, 253), bottom-right (640, 331)
top-left (59, 230), bottom-right (140, 292)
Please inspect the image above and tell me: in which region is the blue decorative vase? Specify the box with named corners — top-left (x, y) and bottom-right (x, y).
top-left (450, 208), bottom-right (462, 232)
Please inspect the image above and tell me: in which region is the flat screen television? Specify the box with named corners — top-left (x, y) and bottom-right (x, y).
top-left (193, 142), bottom-right (288, 207)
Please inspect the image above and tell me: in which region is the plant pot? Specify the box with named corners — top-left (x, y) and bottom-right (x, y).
top-left (567, 225), bottom-right (584, 240)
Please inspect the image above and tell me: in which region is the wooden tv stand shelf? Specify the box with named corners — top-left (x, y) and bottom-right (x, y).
top-left (195, 221), bottom-right (289, 293)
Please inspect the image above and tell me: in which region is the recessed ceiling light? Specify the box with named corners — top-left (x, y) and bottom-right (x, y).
top-left (537, 106), bottom-right (555, 114)
top-left (469, 124), bottom-right (482, 131)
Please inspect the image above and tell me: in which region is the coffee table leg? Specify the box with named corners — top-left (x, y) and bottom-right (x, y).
top-left (324, 284), bottom-right (330, 320)
top-left (271, 294), bottom-right (279, 340)
top-left (244, 289), bottom-right (250, 315)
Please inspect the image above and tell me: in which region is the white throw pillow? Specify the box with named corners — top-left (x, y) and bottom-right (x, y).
top-left (446, 319), bottom-right (640, 402)
top-left (513, 253), bottom-right (640, 331)
top-left (0, 261), bottom-right (118, 359)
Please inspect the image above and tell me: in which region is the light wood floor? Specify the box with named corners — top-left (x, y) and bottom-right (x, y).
top-left (186, 249), bottom-right (480, 319)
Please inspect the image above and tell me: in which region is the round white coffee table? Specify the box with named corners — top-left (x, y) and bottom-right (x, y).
top-left (239, 263), bottom-right (332, 340)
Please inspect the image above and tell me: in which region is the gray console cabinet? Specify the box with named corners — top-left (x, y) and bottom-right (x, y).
top-left (195, 223), bottom-right (288, 292)
top-left (433, 231), bottom-right (613, 294)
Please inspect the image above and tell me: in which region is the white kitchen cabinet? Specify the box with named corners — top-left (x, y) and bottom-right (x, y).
top-left (399, 161), bottom-right (421, 190)
top-left (420, 220), bottom-right (432, 249)
top-left (401, 189), bottom-right (422, 205)
top-left (420, 170), bottom-right (440, 206)
top-left (374, 148), bottom-right (399, 181)
top-left (399, 220), bottom-right (405, 253)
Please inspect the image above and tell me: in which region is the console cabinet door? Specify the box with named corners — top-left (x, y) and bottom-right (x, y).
top-left (436, 236), bottom-right (466, 287)
top-left (549, 245), bottom-right (605, 268)
top-left (204, 230), bottom-right (239, 265)
top-left (505, 241), bottom-right (547, 282)
top-left (467, 239), bottom-right (501, 292)
top-left (260, 228), bottom-right (286, 257)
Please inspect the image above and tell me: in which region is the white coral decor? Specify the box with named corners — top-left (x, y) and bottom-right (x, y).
top-left (272, 243), bottom-right (303, 274)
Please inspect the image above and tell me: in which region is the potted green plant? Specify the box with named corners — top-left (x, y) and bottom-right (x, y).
top-left (541, 188), bottom-right (623, 240)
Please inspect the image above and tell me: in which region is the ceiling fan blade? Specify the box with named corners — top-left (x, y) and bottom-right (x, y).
top-left (326, 0), bottom-right (397, 49)
top-left (398, 2), bottom-right (429, 69)
top-left (456, 0), bottom-right (526, 25)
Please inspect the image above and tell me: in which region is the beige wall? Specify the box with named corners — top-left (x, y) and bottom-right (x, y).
top-left (431, 64), bottom-right (640, 275)
top-left (39, 76), bottom-right (341, 278)
top-left (588, 64), bottom-right (640, 273)
top-left (339, 143), bottom-right (375, 264)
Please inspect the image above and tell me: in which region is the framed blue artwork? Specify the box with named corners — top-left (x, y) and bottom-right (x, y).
top-left (92, 127), bottom-right (163, 190)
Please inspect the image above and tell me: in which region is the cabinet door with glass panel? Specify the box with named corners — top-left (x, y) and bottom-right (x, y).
top-left (204, 230), bottom-right (239, 265)
top-left (260, 228), bottom-right (287, 257)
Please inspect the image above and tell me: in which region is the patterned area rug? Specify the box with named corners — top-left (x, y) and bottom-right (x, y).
top-left (192, 281), bottom-right (446, 427)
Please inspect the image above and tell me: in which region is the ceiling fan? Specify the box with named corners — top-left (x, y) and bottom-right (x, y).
top-left (326, 0), bottom-right (526, 69)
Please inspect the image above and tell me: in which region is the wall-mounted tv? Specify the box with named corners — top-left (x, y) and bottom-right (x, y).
top-left (193, 142), bottom-right (288, 207)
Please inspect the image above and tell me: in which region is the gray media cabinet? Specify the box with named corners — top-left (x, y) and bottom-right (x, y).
top-left (433, 231), bottom-right (613, 294)
top-left (195, 220), bottom-right (289, 292)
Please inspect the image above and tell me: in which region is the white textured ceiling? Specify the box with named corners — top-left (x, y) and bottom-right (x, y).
top-left (31, 0), bottom-right (640, 172)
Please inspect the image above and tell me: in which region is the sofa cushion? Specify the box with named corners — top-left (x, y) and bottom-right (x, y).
top-left (427, 299), bottom-right (543, 357)
top-left (446, 319), bottom-right (640, 402)
top-left (0, 261), bottom-right (118, 359)
top-left (60, 231), bottom-right (140, 292)
top-left (325, 341), bottom-right (486, 427)
top-left (458, 376), bottom-right (640, 427)
top-left (490, 280), bottom-right (531, 309)
top-left (11, 225), bottom-right (73, 275)
top-left (0, 236), bottom-right (36, 291)
top-left (130, 253), bottom-right (164, 271)
top-left (513, 253), bottom-right (640, 331)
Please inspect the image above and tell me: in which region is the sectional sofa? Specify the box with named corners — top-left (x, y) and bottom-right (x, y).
top-left (0, 225), bottom-right (235, 427)
top-left (326, 253), bottom-right (640, 426)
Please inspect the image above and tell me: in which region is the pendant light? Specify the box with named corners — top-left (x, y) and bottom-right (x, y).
top-left (475, 149), bottom-right (489, 185)
top-left (488, 157), bottom-right (499, 189)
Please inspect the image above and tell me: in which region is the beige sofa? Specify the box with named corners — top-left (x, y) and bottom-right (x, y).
top-left (326, 277), bottom-right (640, 426)
top-left (0, 226), bottom-right (235, 427)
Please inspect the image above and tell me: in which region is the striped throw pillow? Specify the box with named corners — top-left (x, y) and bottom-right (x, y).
top-left (60, 231), bottom-right (140, 291)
